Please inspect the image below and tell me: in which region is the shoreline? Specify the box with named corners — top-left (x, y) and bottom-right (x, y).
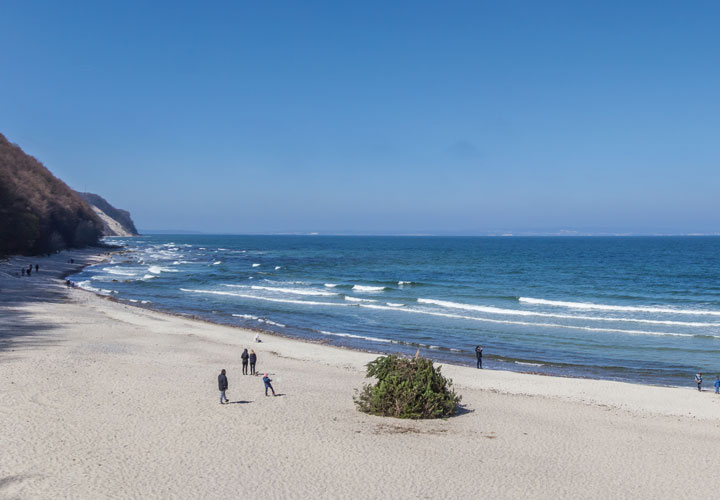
top-left (6, 248), bottom-right (720, 419)
top-left (67, 248), bottom-right (704, 391)
top-left (3, 248), bottom-right (720, 499)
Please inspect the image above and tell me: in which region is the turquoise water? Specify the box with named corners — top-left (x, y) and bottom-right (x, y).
top-left (70, 235), bottom-right (720, 386)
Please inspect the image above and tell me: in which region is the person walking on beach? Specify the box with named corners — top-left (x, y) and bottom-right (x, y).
top-left (241, 348), bottom-right (249, 375)
top-left (715, 376), bottom-right (720, 394)
top-left (35, 264), bottom-right (39, 273)
top-left (262, 373), bottom-right (276, 397)
top-left (218, 369), bottom-right (229, 404)
top-left (695, 372), bottom-right (703, 392)
top-left (249, 350), bottom-right (257, 375)
top-left (475, 345), bottom-right (483, 369)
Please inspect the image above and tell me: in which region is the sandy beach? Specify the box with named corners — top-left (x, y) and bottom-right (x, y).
top-left (2, 250), bottom-right (720, 500)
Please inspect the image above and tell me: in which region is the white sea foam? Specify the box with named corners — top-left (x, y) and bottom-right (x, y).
top-left (319, 330), bottom-right (392, 343)
top-left (515, 361), bottom-right (544, 367)
top-left (252, 263), bottom-right (261, 267)
top-left (386, 302), bottom-right (405, 307)
top-left (77, 281), bottom-right (113, 295)
top-left (324, 283), bottom-right (338, 288)
top-left (141, 300), bottom-right (151, 304)
top-left (212, 261), bottom-right (222, 265)
top-left (232, 313), bottom-right (285, 327)
top-left (148, 266), bottom-right (178, 274)
top-left (258, 319), bottom-right (286, 328)
top-left (274, 266), bottom-right (282, 270)
top-left (352, 285), bottom-right (387, 292)
top-left (345, 296), bottom-right (377, 303)
top-left (102, 267), bottom-right (138, 276)
top-left (418, 298), bottom-right (715, 327)
top-left (398, 281), bottom-right (413, 286)
top-left (251, 285), bottom-right (336, 297)
top-left (225, 285), bottom-right (336, 297)
top-left (233, 313), bottom-right (260, 320)
top-left (181, 288), bottom-right (347, 307)
top-left (140, 274), bottom-right (156, 281)
top-left (357, 303), bottom-right (702, 338)
top-left (519, 297), bottom-right (720, 317)
top-left (178, 289), bottom-right (706, 338)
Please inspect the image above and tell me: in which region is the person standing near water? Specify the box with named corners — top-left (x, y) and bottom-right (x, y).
top-left (249, 350), bottom-right (257, 375)
top-left (475, 345), bottom-right (483, 369)
top-left (218, 369), bottom-right (229, 404)
top-left (714, 376), bottom-right (719, 394)
top-left (241, 348), bottom-right (249, 375)
top-left (695, 372), bottom-right (702, 391)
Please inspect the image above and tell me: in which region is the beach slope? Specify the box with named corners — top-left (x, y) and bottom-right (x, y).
top-left (1, 252), bottom-right (720, 499)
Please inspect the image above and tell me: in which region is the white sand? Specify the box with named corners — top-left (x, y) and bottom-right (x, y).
top-left (2, 250), bottom-right (720, 499)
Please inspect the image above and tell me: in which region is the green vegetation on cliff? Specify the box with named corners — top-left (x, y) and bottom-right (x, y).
top-left (0, 133), bottom-right (103, 255)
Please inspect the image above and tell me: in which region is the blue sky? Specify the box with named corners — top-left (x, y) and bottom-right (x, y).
top-left (2, 1), bottom-right (719, 234)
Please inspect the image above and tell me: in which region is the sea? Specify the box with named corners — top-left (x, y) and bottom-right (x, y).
top-left (68, 235), bottom-right (720, 386)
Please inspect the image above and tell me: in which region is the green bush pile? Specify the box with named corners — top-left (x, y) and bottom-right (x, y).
top-left (354, 354), bottom-right (461, 419)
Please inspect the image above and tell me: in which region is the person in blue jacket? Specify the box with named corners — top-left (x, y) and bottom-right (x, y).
top-left (262, 373), bottom-right (276, 397)
top-left (218, 369), bottom-right (229, 404)
top-left (714, 376), bottom-right (720, 394)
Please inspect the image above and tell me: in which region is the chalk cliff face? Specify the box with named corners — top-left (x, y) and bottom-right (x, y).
top-left (76, 192), bottom-right (139, 237)
top-left (0, 133), bottom-right (104, 255)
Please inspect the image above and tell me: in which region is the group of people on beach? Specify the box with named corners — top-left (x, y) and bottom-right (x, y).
top-left (217, 347), bottom-right (276, 404)
top-left (19, 264), bottom-right (39, 277)
top-left (694, 372), bottom-right (720, 393)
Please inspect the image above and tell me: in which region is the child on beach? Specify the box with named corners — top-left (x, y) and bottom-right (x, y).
top-left (262, 373), bottom-right (276, 396)
top-left (218, 369), bottom-right (229, 404)
top-left (715, 376), bottom-right (719, 394)
top-left (695, 372), bottom-right (702, 392)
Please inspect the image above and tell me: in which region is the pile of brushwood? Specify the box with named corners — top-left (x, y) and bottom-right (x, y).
top-left (354, 354), bottom-right (461, 419)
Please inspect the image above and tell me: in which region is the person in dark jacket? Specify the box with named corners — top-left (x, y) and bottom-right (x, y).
top-left (218, 369), bottom-right (229, 404)
top-left (475, 345), bottom-right (483, 369)
top-left (249, 350), bottom-right (257, 375)
top-left (262, 373), bottom-right (276, 396)
top-left (241, 349), bottom-right (249, 375)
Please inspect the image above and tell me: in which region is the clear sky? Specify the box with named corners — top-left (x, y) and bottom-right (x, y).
top-left (2, 1), bottom-right (719, 234)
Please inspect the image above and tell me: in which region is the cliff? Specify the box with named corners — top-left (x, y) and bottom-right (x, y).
top-left (77, 192), bottom-right (139, 237)
top-left (0, 133), bottom-right (104, 256)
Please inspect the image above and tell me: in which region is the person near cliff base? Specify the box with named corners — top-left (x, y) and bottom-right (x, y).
top-left (475, 345), bottom-right (483, 369)
top-left (695, 372), bottom-right (703, 392)
top-left (241, 348), bottom-right (249, 375)
top-left (218, 369), bottom-right (229, 404)
top-left (263, 373), bottom-right (276, 396)
top-left (249, 350), bottom-right (257, 375)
